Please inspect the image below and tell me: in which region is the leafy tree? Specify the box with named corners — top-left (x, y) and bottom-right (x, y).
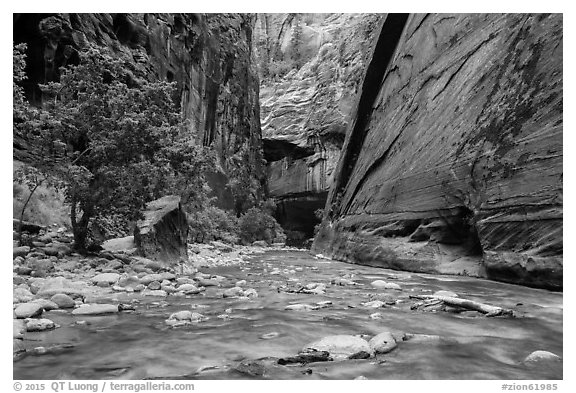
top-left (31, 45), bottom-right (214, 251)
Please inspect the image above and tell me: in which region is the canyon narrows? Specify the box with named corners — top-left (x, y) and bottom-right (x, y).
top-left (12, 13), bottom-right (563, 381)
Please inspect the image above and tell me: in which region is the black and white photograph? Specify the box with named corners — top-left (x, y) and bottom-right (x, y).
top-left (7, 2), bottom-right (567, 386)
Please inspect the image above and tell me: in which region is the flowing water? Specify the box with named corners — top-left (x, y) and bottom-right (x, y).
top-left (13, 250), bottom-right (563, 380)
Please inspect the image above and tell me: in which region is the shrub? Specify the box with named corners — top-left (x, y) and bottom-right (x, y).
top-left (238, 206), bottom-right (285, 244)
top-left (268, 60), bottom-right (294, 80)
top-left (188, 206), bottom-right (239, 244)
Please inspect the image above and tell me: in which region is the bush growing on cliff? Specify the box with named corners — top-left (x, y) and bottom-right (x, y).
top-left (16, 45), bottom-right (214, 251)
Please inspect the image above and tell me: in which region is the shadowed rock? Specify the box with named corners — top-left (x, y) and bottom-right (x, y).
top-left (134, 196), bottom-right (188, 265)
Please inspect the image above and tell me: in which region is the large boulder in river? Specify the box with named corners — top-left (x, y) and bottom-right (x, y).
top-left (134, 196), bottom-right (188, 265)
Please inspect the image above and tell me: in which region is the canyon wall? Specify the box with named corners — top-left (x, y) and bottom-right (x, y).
top-left (253, 13), bottom-right (382, 242)
top-left (13, 13), bottom-right (265, 212)
top-left (313, 13), bottom-right (563, 290)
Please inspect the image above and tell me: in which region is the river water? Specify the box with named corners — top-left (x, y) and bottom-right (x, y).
top-left (13, 250), bottom-right (563, 380)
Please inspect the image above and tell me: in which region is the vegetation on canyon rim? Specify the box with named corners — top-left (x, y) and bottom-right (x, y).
top-left (13, 43), bottom-right (282, 251)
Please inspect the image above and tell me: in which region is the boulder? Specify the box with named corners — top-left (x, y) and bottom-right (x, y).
top-left (252, 240), bottom-right (268, 247)
top-left (13, 287), bottom-right (34, 303)
top-left (143, 290), bottom-right (168, 297)
top-left (31, 299), bottom-right (59, 311)
top-left (102, 236), bottom-right (136, 252)
top-left (13, 246), bottom-right (30, 258)
top-left (212, 241), bottom-right (233, 252)
top-left (285, 304), bottom-right (318, 311)
top-left (160, 272), bottom-right (176, 281)
top-left (139, 273), bottom-right (164, 285)
top-left (91, 272), bottom-right (120, 285)
top-left (161, 284), bottom-right (177, 293)
top-left (36, 277), bottom-right (87, 296)
top-left (243, 288), bottom-right (258, 298)
top-left (524, 350), bottom-right (562, 363)
top-left (117, 276), bottom-right (141, 289)
top-left (134, 195), bottom-right (189, 265)
top-left (14, 302), bottom-right (44, 319)
top-left (147, 281), bottom-right (161, 290)
top-left (13, 276), bottom-right (26, 285)
top-left (25, 318), bottom-right (56, 332)
top-left (433, 290), bottom-right (459, 298)
top-left (369, 332), bottom-right (397, 354)
top-left (177, 284), bottom-right (202, 294)
top-left (50, 293), bottom-right (76, 309)
top-left (41, 247), bottom-right (60, 257)
top-left (14, 266), bottom-right (32, 275)
top-left (13, 320), bottom-right (26, 338)
top-left (28, 258), bottom-right (55, 272)
top-left (196, 277), bottom-right (220, 287)
top-left (331, 278), bottom-right (357, 286)
top-left (37, 234), bottom-right (53, 243)
top-left (361, 300), bottom-right (386, 308)
top-left (371, 280), bottom-right (401, 290)
top-left (72, 304), bottom-right (119, 315)
top-left (169, 310), bottom-right (195, 321)
top-left (103, 260), bottom-right (123, 270)
top-left (13, 219), bottom-right (45, 233)
top-left (223, 287), bottom-right (244, 298)
top-left (303, 335), bottom-right (373, 360)
top-left (165, 311), bottom-right (208, 326)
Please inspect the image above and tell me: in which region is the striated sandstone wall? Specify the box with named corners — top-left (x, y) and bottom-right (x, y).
top-left (313, 13), bottom-right (563, 290)
top-left (13, 13), bottom-right (266, 211)
top-left (254, 13), bottom-right (382, 240)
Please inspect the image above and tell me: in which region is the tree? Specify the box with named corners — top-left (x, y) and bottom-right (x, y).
top-left (225, 144), bottom-right (260, 215)
top-left (290, 16), bottom-right (304, 69)
top-left (34, 46), bottom-right (213, 251)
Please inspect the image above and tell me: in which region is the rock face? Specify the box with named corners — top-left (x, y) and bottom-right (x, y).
top-left (253, 14), bottom-right (382, 243)
top-left (13, 13), bottom-right (266, 210)
top-left (313, 14), bottom-right (563, 290)
top-left (134, 196), bottom-right (188, 264)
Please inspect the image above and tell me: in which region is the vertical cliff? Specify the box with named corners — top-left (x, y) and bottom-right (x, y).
top-left (13, 13), bottom-right (266, 211)
top-left (253, 13), bottom-right (382, 243)
top-left (313, 13), bottom-right (563, 290)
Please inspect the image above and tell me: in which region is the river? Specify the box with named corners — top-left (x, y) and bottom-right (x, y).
top-left (13, 250), bottom-right (563, 380)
